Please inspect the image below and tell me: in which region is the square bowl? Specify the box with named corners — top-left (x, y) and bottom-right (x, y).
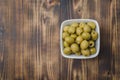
top-left (60, 19), bottom-right (100, 59)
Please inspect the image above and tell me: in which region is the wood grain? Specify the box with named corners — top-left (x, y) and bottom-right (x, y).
top-left (0, 0), bottom-right (120, 80)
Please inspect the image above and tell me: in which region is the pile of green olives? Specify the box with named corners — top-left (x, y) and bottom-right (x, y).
top-left (62, 22), bottom-right (98, 56)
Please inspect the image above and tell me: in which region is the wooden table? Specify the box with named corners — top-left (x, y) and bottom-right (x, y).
top-left (0, 0), bottom-right (120, 80)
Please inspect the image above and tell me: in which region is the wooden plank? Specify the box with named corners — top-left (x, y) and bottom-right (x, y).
top-left (72, 0), bottom-right (99, 80)
top-left (0, 0), bottom-right (16, 80)
top-left (0, 0), bottom-right (39, 80)
top-left (98, 0), bottom-right (115, 80)
top-left (72, 0), bottom-right (89, 80)
top-left (37, 0), bottom-right (60, 80)
top-left (113, 0), bottom-right (120, 79)
top-left (86, 0), bottom-right (100, 79)
top-left (60, 0), bottom-right (74, 80)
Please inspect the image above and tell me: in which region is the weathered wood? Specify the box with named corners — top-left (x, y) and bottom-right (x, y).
top-left (0, 0), bottom-right (120, 80)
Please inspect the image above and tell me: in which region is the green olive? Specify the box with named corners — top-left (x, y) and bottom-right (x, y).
top-left (79, 22), bottom-right (86, 29)
top-left (81, 49), bottom-right (90, 56)
top-left (80, 40), bottom-right (89, 49)
top-left (76, 27), bottom-right (83, 35)
top-left (89, 40), bottom-right (95, 47)
top-left (90, 47), bottom-right (96, 54)
top-left (71, 22), bottom-right (79, 28)
top-left (63, 41), bottom-right (69, 47)
top-left (71, 34), bottom-right (77, 39)
top-left (87, 22), bottom-right (96, 30)
top-left (82, 32), bottom-right (91, 40)
top-left (62, 22), bottom-right (98, 56)
top-left (63, 26), bottom-right (70, 32)
top-left (65, 37), bottom-right (74, 44)
top-left (76, 36), bottom-right (83, 44)
top-left (64, 47), bottom-right (72, 55)
top-left (68, 27), bottom-right (75, 34)
top-left (75, 51), bottom-right (81, 55)
top-left (71, 43), bottom-right (79, 53)
top-left (91, 30), bottom-right (98, 40)
top-left (83, 25), bottom-right (91, 33)
top-left (62, 32), bottom-right (69, 39)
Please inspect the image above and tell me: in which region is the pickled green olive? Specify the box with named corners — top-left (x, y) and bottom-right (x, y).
top-left (63, 41), bottom-right (69, 47)
top-left (83, 25), bottom-right (91, 33)
top-left (62, 22), bottom-right (98, 56)
top-left (80, 40), bottom-right (89, 49)
top-left (65, 37), bottom-right (74, 44)
top-left (81, 49), bottom-right (90, 56)
top-left (71, 22), bottom-right (79, 28)
top-left (90, 47), bottom-right (96, 54)
top-left (76, 36), bottom-right (83, 44)
top-left (71, 43), bottom-right (79, 53)
top-left (64, 47), bottom-right (72, 55)
top-left (62, 32), bottom-right (69, 39)
top-left (82, 32), bottom-right (91, 40)
top-left (76, 27), bottom-right (83, 35)
top-left (68, 27), bottom-right (75, 34)
top-left (91, 30), bottom-right (98, 40)
top-left (71, 34), bottom-right (77, 39)
top-left (75, 51), bottom-right (81, 55)
top-left (63, 26), bottom-right (70, 32)
top-left (79, 22), bottom-right (86, 29)
top-left (87, 22), bottom-right (96, 30)
top-left (89, 40), bottom-right (95, 47)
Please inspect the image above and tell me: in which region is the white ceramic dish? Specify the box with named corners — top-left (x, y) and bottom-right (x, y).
top-left (60, 19), bottom-right (100, 59)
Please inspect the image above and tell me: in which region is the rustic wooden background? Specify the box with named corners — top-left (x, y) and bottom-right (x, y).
top-left (0, 0), bottom-right (120, 80)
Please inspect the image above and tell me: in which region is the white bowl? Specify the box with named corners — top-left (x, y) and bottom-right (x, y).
top-left (60, 19), bottom-right (100, 59)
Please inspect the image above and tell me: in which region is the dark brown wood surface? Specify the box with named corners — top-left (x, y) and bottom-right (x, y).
top-left (0, 0), bottom-right (120, 80)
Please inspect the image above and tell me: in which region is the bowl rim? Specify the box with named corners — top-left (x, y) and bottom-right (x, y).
top-left (60, 19), bottom-right (100, 59)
